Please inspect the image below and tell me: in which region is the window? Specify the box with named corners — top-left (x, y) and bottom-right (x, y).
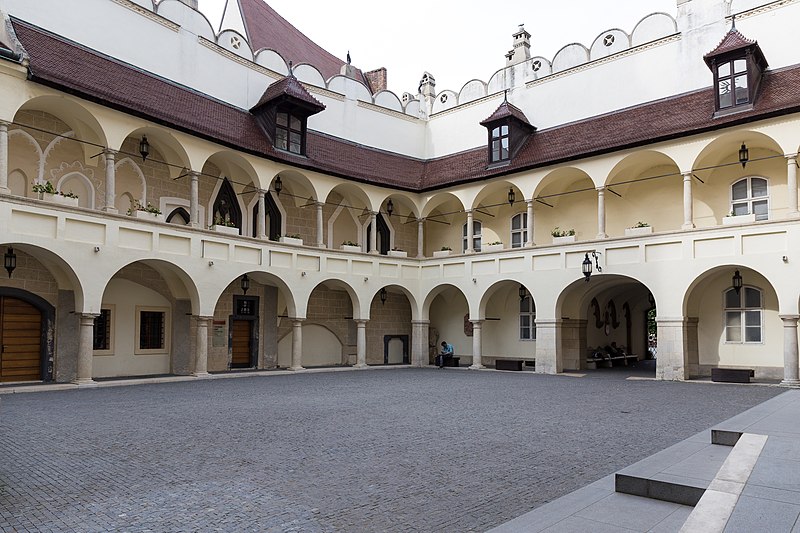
top-left (276, 111), bottom-right (302, 154)
top-left (462, 220), bottom-right (482, 252)
top-left (731, 177), bottom-right (768, 221)
top-left (520, 296), bottom-right (536, 340)
top-left (724, 287), bottom-right (762, 343)
top-left (511, 213), bottom-right (528, 248)
top-left (135, 307), bottom-right (170, 354)
top-left (491, 124), bottom-right (510, 163)
top-left (717, 59), bottom-right (749, 110)
top-left (92, 307), bottom-right (113, 354)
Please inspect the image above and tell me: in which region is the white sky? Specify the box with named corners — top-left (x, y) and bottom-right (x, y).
top-left (197, 0), bottom-right (677, 94)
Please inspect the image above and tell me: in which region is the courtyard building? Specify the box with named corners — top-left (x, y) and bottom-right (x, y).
top-left (0, 0), bottom-right (799, 385)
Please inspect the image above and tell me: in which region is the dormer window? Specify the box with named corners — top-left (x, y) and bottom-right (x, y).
top-left (480, 95), bottom-right (535, 167)
top-left (704, 24), bottom-right (768, 116)
top-left (491, 124), bottom-right (510, 163)
top-left (276, 111), bottom-right (303, 154)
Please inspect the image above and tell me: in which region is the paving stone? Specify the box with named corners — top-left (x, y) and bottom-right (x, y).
top-left (0, 369), bottom-right (781, 532)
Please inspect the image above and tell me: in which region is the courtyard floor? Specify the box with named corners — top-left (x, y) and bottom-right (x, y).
top-left (0, 368), bottom-right (784, 532)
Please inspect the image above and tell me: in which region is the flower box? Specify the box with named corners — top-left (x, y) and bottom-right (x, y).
top-left (340, 244), bottom-right (361, 253)
top-left (212, 224), bottom-right (240, 235)
top-left (625, 226), bottom-right (653, 237)
top-left (280, 236), bottom-right (303, 246)
top-left (482, 244), bottom-right (504, 253)
top-left (722, 213), bottom-right (756, 225)
top-left (388, 250), bottom-right (407, 258)
top-left (552, 235), bottom-right (576, 244)
top-left (133, 210), bottom-right (164, 222)
top-left (42, 192), bottom-right (79, 207)
top-left (433, 250), bottom-right (452, 258)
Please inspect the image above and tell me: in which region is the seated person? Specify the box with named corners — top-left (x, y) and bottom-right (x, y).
top-left (437, 341), bottom-right (454, 368)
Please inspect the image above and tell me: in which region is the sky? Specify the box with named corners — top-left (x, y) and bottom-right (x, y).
top-left (197, 0), bottom-right (677, 94)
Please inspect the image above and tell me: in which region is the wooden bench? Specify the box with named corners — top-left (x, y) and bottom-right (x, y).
top-left (711, 368), bottom-right (754, 383)
top-left (443, 356), bottom-right (460, 367)
top-left (494, 359), bottom-right (534, 371)
top-left (586, 354), bottom-right (638, 369)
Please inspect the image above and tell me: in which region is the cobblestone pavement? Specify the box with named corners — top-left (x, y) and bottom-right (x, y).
top-left (0, 368), bottom-right (783, 532)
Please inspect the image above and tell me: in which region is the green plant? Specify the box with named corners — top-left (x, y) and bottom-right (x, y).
top-left (211, 214), bottom-right (236, 228)
top-left (440, 246), bottom-right (452, 251)
top-left (60, 190), bottom-right (78, 199)
top-left (551, 227), bottom-right (575, 238)
top-left (284, 234), bottom-right (301, 239)
top-left (342, 240), bottom-right (358, 246)
top-left (32, 181), bottom-right (56, 195)
top-left (632, 221), bottom-right (649, 228)
top-left (487, 241), bottom-right (503, 246)
top-left (127, 200), bottom-right (161, 215)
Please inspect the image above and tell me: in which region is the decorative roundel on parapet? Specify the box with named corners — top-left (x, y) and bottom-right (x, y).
top-left (603, 34), bottom-right (615, 47)
top-left (231, 35), bottom-right (241, 49)
top-left (532, 60), bottom-right (542, 71)
top-left (440, 94), bottom-right (448, 103)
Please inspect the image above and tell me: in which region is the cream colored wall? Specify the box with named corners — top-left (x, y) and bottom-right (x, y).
top-left (482, 285), bottom-right (536, 359)
top-left (277, 324), bottom-right (343, 367)
top-left (605, 165), bottom-right (683, 235)
top-left (94, 278), bottom-right (171, 378)
top-left (694, 271), bottom-right (782, 370)
top-left (429, 292), bottom-right (471, 357)
top-left (533, 186), bottom-right (597, 244)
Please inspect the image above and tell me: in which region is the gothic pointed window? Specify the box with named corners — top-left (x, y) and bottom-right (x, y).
top-left (212, 178), bottom-right (241, 233)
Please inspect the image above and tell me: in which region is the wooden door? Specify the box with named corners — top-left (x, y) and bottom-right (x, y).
top-left (231, 319), bottom-right (253, 368)
top-left (0, 297), bottom-right (42, 382)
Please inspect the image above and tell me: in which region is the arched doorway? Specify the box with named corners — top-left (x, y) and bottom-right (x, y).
top-left (0, 288), bottom-right (55, 382)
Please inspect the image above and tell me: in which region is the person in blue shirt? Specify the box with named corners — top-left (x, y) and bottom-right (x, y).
top-left (437, 341), bottom-right (454, 368)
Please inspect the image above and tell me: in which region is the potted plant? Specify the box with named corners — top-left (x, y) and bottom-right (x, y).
top-left (433, 246), bottom-right (452, 258)
top-left (625, 221), bottom-right (652, 236)
top-left (483, 241), bottom-right (504, 252)
top-left (723, 211), bottom-right (756, 225)
top-left (210, 215), bottom-right (239, 235)
top-left (128, 200), bottom-right (164, 221)
top-left (32, 180), bottom-right (80, 207)
top-left (340, 240), bottom-right (361, 252)
top-left (551, 227), bottom-right (576, 244)
top-left (388, 247), bottom-right (407, 258)
top-left (280, 234), bottom-right (303, 245)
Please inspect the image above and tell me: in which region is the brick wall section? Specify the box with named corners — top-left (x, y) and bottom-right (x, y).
top-left (364, 68), bottom-right (387, 93)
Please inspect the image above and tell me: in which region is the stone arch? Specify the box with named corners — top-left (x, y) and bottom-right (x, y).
top-left (534, 167), bottom-right (595, 243)
top-left (56, 171), bottom-right (95, 209)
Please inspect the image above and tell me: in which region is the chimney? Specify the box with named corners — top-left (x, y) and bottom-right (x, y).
top-left (364, 68), bottom-right (388, 93)
top-left (506, 24), bottom-right (531, 67)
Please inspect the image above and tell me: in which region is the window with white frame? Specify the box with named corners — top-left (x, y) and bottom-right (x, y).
top-left (520, 296), bottom-right (536, 340)
top-left (462, 220), bottom-right (482, 252)
top-left (731, 177), bottom-right (768, 221)
top-left (724, 287), bottom-right (763, 343)
top-left (511, 212), bottom-right (527, 248)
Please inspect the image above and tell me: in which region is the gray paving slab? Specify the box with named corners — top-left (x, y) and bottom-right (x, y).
top-left (761, 436), bottom-right (800, 461)
top-left (742, 484), bottom-right (800, 505)
top-left (575, 492), bottom-right (687, 531)
top-left (661, 444), bottom-right (732, 482)
top-left (648, 506), bottom-right (694, 533)
top-left (540, 515), bottom-right (639, 533)
top-left (724, 495), bottom-right (800, 533)
top-left (748, 456), bottom-right (800, 492)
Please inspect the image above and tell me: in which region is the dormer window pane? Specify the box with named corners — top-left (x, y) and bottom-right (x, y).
top-left (734, 75), bottom-right (749, 104)
top-left (290, 115), bottom-right (301, 130)
top-left (719, 80), bottom-right (732, 108)
top-left (718, 63), bottom-right (731, 77)
top-left (289, 132), bottom-right (302, 154)
top-left (276, 112), bottom-right (288, 126)
top-left (276, 129), bottom-right (288, 150)
top-left (734, 59), bottom-right (746, 73)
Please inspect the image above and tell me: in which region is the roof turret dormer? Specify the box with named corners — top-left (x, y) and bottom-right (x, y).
top-left (480, 92), bottom-right (536, 166)
top-left (704, 20), bottom-right (768, 116)
top-left (250, 68), bottom-right (325, 156)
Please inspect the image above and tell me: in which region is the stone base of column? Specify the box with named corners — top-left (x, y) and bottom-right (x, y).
top-left (596, 232), bottom-right (608, 239)
top-left (0, 186), bottom-right (10, 195)
top-left (681, 223), bottom-right (696, 230)
top-left (354, 363), bottom-right (368, 369)
top-left (781, 379), bottom-right (800, 387)
top-left (73, 378), bottom-right (97, 387)
top-left (290, 365), bottom-right (305, 371)
top-left (103, 206), bottom-right (118, 214)
top-left (193, 371), bottom-right (212, 379)
top-left (469, 363), bottom-right (485, 370)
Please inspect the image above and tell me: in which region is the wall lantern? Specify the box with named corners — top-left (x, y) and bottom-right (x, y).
top-left (582, 251), bottom-right (603, 282)
top-left (241, 273), bottom-right (250, 295)
top-left (386, 199), bottom-right (394, 217)
top-left (274, 176), bottom-right (283, 196)
top-left (732, 270), bottom-right (743, 294)
top-left (508, 187), bottom-right (516, 206)
top-left (4, 247), bottom-right (16, 278)
top-left (380, 287), bottom-right (387, 305)
top-left (139, 135), bottom-right (150, 161)
top-left (739, 143), bottom-right (749, 169)
top-left (518, 284), bottom-right (527, 301)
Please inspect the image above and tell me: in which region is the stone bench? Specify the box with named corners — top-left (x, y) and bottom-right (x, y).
top-left (711, 367), bottom-right (754, 383)
top-left (444, 356), bottom-right (460, 367)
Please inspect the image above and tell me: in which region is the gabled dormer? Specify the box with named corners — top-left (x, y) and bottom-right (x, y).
top-left (704, 23), bottom-right (768, 116)
top-left (250, 71), bottom-right (325, 156)
top-left (480, 95), bottom-right (536, 167)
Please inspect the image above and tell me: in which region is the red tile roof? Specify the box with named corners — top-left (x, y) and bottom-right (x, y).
top-left (251, 75), bottom-right (325, 114)
top-left (703, 28), bottom-right (767, 69)
top-left (480, 100), bottom-right (534, 129)
top-left (12, 19), bottom-right (800, 193)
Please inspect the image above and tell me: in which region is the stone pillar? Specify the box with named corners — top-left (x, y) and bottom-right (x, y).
top-left (316, 202), bottom-right (325, 247)
top-left (780, 315), bottom-right (800, 386)
top-left (103, 150), bottom-right (117, 213)
top-left (369, 212), bottom-right (378, 254)
top-left (560, 319), bottom-right (587, 371)
top-left (535, 318), bottom-right (560, 374)
top-left (257, 190), bottom-right (267, 239)
top-left (682, 172), bottom-right (695, 229)
top-left (787, 156), bottom-right (799, 218)
top-left (417, 219), bottom-right (425, 258)
top-left (655, 318), bottom-right (689, 381)
top-left (189, 171), bottom-right (200, 228)
top-left (466, 210), bottom-right (474, 253)
top-left (525, 200), bottom-right (535, 247)
top-left (411, 320), bottom-right (430, 367)
top-left (469, 320), bottom-right (484, 369)
top-left (0, 121), bottom-right (9, 194)
top-left (74, 313), bottom-right (98, 385)
top-left (291, 319), bottom-right (304, 370)
top-left (355, 319), bottom-right (368, 368)
top-left (596, 187), bottom-right (607, 239)
top-left (193, 315), bottom-right (211, 377)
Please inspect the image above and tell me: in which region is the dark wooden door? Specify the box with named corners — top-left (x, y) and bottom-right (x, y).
top-left (0, 297), bottom-right (42, 382)
top-left (231, 319), bottom-right (253, 368)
